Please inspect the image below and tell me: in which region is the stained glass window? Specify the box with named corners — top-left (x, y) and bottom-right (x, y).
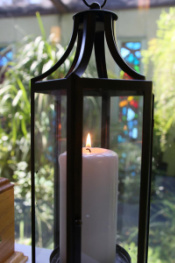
top-left (117, 41), bottom-right (142, 143)
top-left (117, 96), bottom-right (140, 143)
top-left (121, 41), bottom-right (142, 73)
top-left (0, 47), bottom-right (13, 67)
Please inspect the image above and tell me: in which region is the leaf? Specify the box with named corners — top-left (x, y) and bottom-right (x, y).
top-left (17, 78), bottom-right (30, 111)
top-left (21, 117), bottom-right (28, 136)
top-left (42, 60), bottom-right (53, 73)
top-left (12, 90), bottom-right (22, 107)
top-left (142, 8), bottom-right (175, 149)
top-left (36, 12), bottom-right (46, 40)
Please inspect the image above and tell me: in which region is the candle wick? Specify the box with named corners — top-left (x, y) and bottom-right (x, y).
top-left (86, 148), bottom-right (91, 153)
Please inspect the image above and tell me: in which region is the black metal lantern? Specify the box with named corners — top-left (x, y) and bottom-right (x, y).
top-left (31, 1), bottom-right (153, 263)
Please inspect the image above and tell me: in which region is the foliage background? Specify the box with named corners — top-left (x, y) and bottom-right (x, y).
top-left (0, 13), bottom-right (74, 246)
top-left (142, 7), bottom-right (175, 263)
top-left (142, 8), bottom-right (175, 149)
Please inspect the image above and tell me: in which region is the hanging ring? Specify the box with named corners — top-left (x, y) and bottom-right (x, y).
top-left (82, 0), bottom-right (107, 8)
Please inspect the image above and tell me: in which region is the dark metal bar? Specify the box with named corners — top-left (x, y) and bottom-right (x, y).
top-left (54, 95), bottom-right (61, 248)
top-left (144, 94), bottom-right (154, 263)
top-left (101, 94), bottom-right (110, 148)
top-left (69, 13), bottom-right (96, 78)
top-left (31, 81), bottom-right (36, 263)
top-left (67, 75), bottom-right (83, 263)
top-left (66, 30), bottom-right (83, 77)
top-left (94, 29), bottom-right (110, 148)
top-left (104, 14), bottom-right (145, 80)
top-left (31, 16), bottom-right (79, 82)
top-left (137, 85), bottom-right (153, 263)
top-left (101, 0), bottom-right (107, 8)
top-left (94, 31), bottom-right (107, 78)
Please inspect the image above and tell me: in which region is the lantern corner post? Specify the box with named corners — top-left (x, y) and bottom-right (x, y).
top-left (31, 79), bottom-right (36, 263)
top-left (137, 83), bottom-right (154, 263)
top-left (66, 75), bottom-right (83, 263)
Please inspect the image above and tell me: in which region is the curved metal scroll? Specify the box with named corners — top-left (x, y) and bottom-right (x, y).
top-left (94, 30), bottom-right (108, 78)
top-left (66, 30), bottom-right (83, 77)
top-left (67, 13), bottom-right (96, 78)
top-left (31, 16), bottom-right (79, 83)
top-left (104, 14), bottom-right (145, 80)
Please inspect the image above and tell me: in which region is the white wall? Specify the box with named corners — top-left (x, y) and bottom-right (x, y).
top-left (0, 7), bottom-right (170, 45)
top-left (57, 7), bottom-right (170, 76)
top-left (0, 14), bottom-right (60, 45)
top-left (0, 6), bottom-right (171, 77)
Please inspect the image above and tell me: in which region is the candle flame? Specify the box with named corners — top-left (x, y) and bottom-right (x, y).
top-left (86, 133), bottom-right (91, 148)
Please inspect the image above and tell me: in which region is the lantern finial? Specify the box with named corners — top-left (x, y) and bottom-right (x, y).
top-left (82, 0), bottom-right (107, 9)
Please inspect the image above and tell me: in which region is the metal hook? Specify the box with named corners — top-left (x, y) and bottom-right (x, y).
top-left (82, 0), bottom-right (107, 8)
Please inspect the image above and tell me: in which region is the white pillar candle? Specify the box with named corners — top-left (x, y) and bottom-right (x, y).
top-left (59, 135), bottom-right (118, 263)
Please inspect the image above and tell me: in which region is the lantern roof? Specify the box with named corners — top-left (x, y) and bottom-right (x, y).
top-left (0, 0), bottom-right (175, 18)
top-left (32, 4), bottom-right (145, 83)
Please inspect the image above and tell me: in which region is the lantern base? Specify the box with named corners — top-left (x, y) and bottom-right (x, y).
top-left (50, 244), bottom-right (131, 263)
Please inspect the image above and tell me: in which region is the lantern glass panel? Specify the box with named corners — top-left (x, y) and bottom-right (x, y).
top-left (79, 77), bottom-right (149, 263)
top-left (34, 87), bottom-right (67, 260)
top-left (83, 96), bottom-right (102, 145)
top-left (110, 96), bottom-right (143, 258)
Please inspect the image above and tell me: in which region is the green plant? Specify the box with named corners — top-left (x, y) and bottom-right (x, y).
top-left (0, 13), bottom-right (74, 246)
top-left (142, 8), bottom-right (175, 149)
top-left (120, 242), bottom-right (164, 263)
top-left (148, 191), bottom-right (175, 263)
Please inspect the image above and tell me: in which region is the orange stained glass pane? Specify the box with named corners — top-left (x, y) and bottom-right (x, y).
top-left (119, 100), bottom-right (128, 107)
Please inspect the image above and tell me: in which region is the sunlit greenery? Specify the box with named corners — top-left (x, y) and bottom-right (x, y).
top-left (142, 8), bottom-right (175, 149)
top-left (0, 13), bottom-right (74, 246)
top-left (142, 8), bottom-right (175, 263)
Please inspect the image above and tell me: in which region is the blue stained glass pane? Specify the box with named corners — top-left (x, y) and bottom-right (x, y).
top-left (128, 121), bottom-right (134, 129)
top-left (0, 57), bottom-right (6, 66)
top-left (135, 51), bottom-right (141, 58)
top-left (132, 128), bottom-right (138, 139)
top-left (129, 131), bottom-right (133, 137)
top-left (6, 51), bottom-right (13, 60)
top-left (127, 108), bottom-right (135, 121)
top-left (0, 50), bottom-right (13, 66)
top-left (48, 146), bottom-right (53, 153)
top-left (121, 47), bottom-right (130, 58)
top-left (118, 135), bottom-right (122, 143)
top-left (133, 120), bottom-right (138, 125)
top-left (122, 153), bottom-right (127, 158)
top-left (122, 107), bottom-right (127, 115)
top-left (126, 54), bottom-right (134, 63)
top-left (126, 42), bottom-right (141, 50)
top-left (118, 135), bottom-right (126, 143)
top-left (134, 58), bottom-right (140, 65)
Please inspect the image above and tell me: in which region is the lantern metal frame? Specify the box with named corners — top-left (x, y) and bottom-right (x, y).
top-left (31, 2), bottom-right (153, 263)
